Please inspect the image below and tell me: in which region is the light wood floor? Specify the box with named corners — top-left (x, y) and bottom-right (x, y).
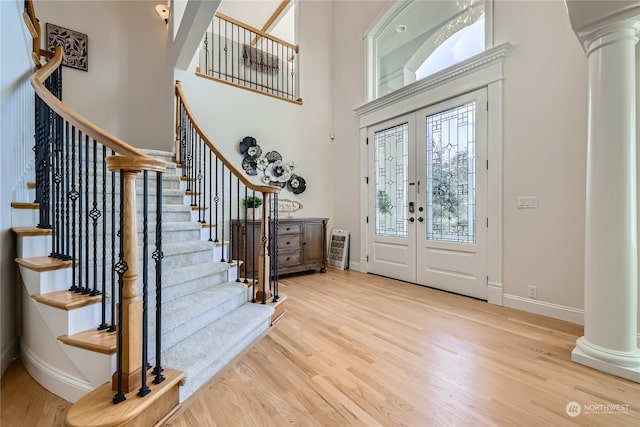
top-left (3, 269), bottom-right (640, 426)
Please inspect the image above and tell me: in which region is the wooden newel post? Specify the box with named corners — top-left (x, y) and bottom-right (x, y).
top-left (106, 155), bottom-right (166, 394)
top-left (256, 192), bottom-right (272, 302)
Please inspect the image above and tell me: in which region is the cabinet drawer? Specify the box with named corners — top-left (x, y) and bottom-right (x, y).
top-left (278, 234), bottom-right (302, 250)
top-left (279, 223), bottom-right (302, 234)
top-left (278, 251), bottom-right (301, 267)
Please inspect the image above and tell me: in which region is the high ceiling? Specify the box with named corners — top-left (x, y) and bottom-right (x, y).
top-left (217, 0), bottom-right (295, 43)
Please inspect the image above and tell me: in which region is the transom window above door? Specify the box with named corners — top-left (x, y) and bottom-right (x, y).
top-left (371, 0), bottom-right (491, 99)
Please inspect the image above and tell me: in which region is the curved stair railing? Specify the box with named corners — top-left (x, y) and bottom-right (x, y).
top-left (33, 47), bottom-right (171, 401)
top-left (175, 80), bottom-right (281, 304)
top-left (22, 2), bottom-right (183, 424)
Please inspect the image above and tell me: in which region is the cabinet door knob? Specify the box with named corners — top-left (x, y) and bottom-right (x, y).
top-left (286, 257), bottom-right (291, 261)
top-left (286, 227), bottom-right (291, 231)
top-left (286, 241), bottom-right (290, 245)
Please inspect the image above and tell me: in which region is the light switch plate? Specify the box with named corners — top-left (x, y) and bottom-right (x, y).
top-left (518, 196), bottom-right (538, 209)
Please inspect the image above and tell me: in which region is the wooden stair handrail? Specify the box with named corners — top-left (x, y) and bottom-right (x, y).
top-left (175, 80), bottom-right (280, 194)
top-left (215, 12), bottom-right (299, 53)
top-left (31, 47), bottom-right (160, 161)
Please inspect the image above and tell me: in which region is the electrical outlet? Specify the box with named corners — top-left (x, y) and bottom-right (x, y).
top-left (528, 285), bottom-right (537, 299)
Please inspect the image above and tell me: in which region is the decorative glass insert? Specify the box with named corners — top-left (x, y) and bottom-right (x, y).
top-left (374, 123), bottom-right (409, 238)
top-left (426, 102), bottom-right (476, 242)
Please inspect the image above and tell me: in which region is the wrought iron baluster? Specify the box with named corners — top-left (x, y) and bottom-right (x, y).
top-left (243, 186), bottom-right (248, 284)
top-left (273, 192), bottom-right (279, 301)
top-left (69, 126), bottom-right (79, 292)
top-left (63, 121), bottom-right (70, 260)
top-left (228, 169), bottom-right (232, 264)
top-left (202, 139), bottom-right (207, 225)
top-left (220, 165), bottom-right (225, 261)
top-left (138, 170), bottom-right (151, 397)
top-left (235, 176), bottom-right (240, 281)
top-left (108, 152), bottom-right (116, 332)
top-left (153, 172), bottom-right (165, 385)
top-left (198, 136), bottom-right (203, 222)
top-left (51, 103), bottom-right (61, 258)
top-left (214, 158), bottom-right (219, 242)
top-left (208, 149), bottom-right (213, 241)
top-left (88, 140), bottom-right (101, 296)
top-left (81, 134), bottom-right (90, 293)
top-left (71, 129), bottom-right (83, 292)
top-left (204, 33), bottom-right (208, 75)
top-left (251, 189), bottom-right (256, 303)
top-left (261, 195), bottom-right (267, 305)
top-left (98, 146), bottom-right (108, 329)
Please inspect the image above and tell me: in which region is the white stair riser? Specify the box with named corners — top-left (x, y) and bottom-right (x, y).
top-left (59, 344), bottom-right (115, 388)
top-left (228, 265), bottom-right (238, 282)
top-left (20, 265), bottom-right (71, 295)
top-left (34, 299), bottom-right (102, 337)
top-left (12, 208), bottom-right (38, 227)
top-left (17, 235), bottom-right (51, 258)
top-left (28, 188), bottom-right (35, 201)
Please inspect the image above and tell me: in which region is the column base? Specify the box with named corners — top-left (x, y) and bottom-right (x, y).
top-left (572, 337), bottom-right (640, 383)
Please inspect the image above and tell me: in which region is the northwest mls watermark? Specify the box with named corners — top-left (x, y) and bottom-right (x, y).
top-left (565, 401), bottom-right (629, 417)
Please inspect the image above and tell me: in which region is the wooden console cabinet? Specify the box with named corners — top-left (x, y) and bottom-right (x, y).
top-left (231, 218), bottom-right (328, 278)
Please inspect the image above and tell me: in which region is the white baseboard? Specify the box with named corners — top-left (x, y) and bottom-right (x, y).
top-left (348, 261), bottom-right (360, 270)
top-left (487, 281), bottom-right (503, 306)
top-left (21, 338), bottom-right (93, 403)
top-left (1, 335), bottom-right (19, 376)
top-left (503, 294), bottom-right (584, 325)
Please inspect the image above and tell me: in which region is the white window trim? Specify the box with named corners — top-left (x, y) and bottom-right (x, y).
top-left (355, 42), bottom-right (511, 306)
top-left (364, 0), bottom-right (495, 102)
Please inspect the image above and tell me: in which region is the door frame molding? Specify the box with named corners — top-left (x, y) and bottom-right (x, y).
top-left (355, 43), bottom-right (511, 306)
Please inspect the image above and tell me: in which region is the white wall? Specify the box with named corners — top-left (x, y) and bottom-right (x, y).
top-left (331, 0), bottom-right (392, 269)
top-left (1, 0), bottom-right (34, 375)
top-left (331, 0), bottom-right (595, 322)
top-left (36, 0), bottom-right (174, 151)
top-left (175, 0), bottom-right (333, 220)
top-left (494, 0), bottom-right (588, 314)
top-left (35, 0), bottom-right (129, 137)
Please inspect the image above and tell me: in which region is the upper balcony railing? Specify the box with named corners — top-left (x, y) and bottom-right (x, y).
top-left (196, 13), bottom-right (302, 105)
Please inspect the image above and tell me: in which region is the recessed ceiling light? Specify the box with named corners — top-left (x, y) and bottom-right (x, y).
top-left (396, 24), bottom-right (407, 33)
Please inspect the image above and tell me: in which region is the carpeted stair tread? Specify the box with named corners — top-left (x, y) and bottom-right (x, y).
top-left (162, 240), bottom-right (213, 256)
top-left (162, 261), bottom-right (229, 289)
top-left (154, 283), bottom-right (248, 352)
top-left (162, 282), bottom-right (246, 331)
top-left (162, 303), bottom-right (274, 401)
top-left (161, 221), bottom-right (202, 232)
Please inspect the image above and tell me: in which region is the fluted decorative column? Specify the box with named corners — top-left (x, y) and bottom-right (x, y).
top-left (567, 7), bottom-right (640, 382)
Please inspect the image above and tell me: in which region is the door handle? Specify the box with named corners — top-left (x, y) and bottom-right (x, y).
top-left (418, 217), bottom-right (424, 222)
top-left (407, 217), bottom-right (415, 223)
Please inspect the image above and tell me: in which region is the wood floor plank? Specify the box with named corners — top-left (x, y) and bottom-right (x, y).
top-left (4, 269), bottom-right (640, 426)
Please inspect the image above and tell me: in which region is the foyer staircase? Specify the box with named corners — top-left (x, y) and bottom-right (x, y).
top-left (15, 3), bottom-right (283, 424)
top-left (13, 147), bottom-right (274, 407)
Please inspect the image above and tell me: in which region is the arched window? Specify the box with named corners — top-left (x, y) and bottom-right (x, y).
top-left (369, 0), bottom-right (491, 99)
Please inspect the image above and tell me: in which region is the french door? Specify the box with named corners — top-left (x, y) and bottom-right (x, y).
top-left (368, 89), bottom-right (488, 299)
